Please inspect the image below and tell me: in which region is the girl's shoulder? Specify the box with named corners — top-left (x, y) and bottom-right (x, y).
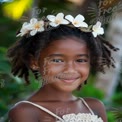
top-left (83, 97), bottom-right (104, 109)
top-left (82, 97), bottom-right (106, 112)
top-left (81, 97), bottom-right (107, 122)
top-left (83, 97), bottom-right (104, 105)
top-left (8, 101), bottom-right (41, 122)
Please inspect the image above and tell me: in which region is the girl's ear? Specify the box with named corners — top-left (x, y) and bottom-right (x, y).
top-left (29, 55), bottom-right (39, 71)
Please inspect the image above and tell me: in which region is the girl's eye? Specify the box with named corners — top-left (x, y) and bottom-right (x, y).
top-left (51, 59), bottom-right (63, 63)
top-left (76, 59), bottom-right (88, 63)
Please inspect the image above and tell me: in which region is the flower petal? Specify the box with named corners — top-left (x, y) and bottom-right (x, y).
top-left (30, 18), bottom-right (37, 24)
top-left (92, 25), bottom-right (96, 30)
top-left (100, 28), bottom-right (104, 34)
top-left (75, 14), bottom-right (85, 22)
top-left (49, 22), bottom-right (59, 27)
top-left (30, 30), bottom-right (37, 36)
top-left (62, 19), bottom-right (70, 24)
top-left (16, 33), bottom-right (22, 37)
top-left (22, 22), bottom-right (28, 27)
top-left (38, 27), bottom-right (44, 32)
top-left (96, 28), bottom-right (104, 34)
top-left (73, 22), bottom-right (81, 27)
top-left (96, 21), bottom-right (101, 27)
top-left (79, 22), bottom-right (88, 27)
top-left (47, 15), bottom-right (55, 22)
top-left (92, 32), bottom-right (97, 37)
top-left (56, 13), bottom-right (64, 20)
top-left (65, 15), bottom-right (74, 22)
top-left (39, 20), bottom-right (44, 26)
top-left (25, 24), bottom-right (33, 30)
top-left (73, 21), bottom-right (88, 28)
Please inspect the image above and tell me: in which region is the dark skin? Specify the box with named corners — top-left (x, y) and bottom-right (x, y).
top-left (9, 37), bottom-right (107, 122)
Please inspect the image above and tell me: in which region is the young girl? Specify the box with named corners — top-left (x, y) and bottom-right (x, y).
top-left (8, 13), bottom-right (118, 122)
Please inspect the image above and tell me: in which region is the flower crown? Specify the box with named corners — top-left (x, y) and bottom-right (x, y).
top-left (17, 13), bottom-right (104, 38)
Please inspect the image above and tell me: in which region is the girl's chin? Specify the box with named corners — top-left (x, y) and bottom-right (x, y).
top-left (57, 85), bottom-right (79, 92)
top-left (54, 80), bottom-right (81, 92)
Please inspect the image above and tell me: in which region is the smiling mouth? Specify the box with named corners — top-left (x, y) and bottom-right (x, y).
top-left (56, 77), bottom-right (80, 83)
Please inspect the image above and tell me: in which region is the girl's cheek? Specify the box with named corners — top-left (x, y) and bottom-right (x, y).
top-left (77, 64), bottom-right (90, 76)
top-left (39, 62), bottom-right (64, 76)
top-left (47, 65), bottom-right (65, 74)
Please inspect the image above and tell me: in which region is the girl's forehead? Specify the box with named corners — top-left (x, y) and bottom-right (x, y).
top-left (49, 37), bottom-right (86, 47)
top-left (40, 37), bottom-right (89, 57)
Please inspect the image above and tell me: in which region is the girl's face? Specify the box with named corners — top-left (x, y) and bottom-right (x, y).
top-left (38, 37), bottom-right (90, 92)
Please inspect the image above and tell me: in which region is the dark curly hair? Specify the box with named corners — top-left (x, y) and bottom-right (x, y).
top-left (7, 25), bottom-right (118, 84)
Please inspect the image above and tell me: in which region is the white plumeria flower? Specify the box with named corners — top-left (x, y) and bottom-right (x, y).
top-left (16, 22), bottom-right (30, 37)
top-left (47, 13), bottom-right (69, 27)
top-left (65, 14), bottom-right (88, 28)
top-left (29, 18), bottom-right (45, 36)
top-left (92, 21), bottom-right (104, 37)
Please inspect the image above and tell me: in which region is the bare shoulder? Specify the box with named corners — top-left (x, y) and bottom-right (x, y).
top-left (8, 101), bottom-right (40, 122)
top-left (83, 97), bottom-right (105, 108)
top-left (83, 97), bottom-right (107, 122)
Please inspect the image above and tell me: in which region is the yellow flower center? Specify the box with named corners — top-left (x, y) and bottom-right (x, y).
top-left (73, 21), bottom-right (78, 25)
top-left (34, 23), bottom-right (41, 29)
top-left (55, 19), bottom-right (61, 24)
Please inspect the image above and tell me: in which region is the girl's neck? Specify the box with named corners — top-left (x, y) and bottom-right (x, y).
top-left (32, 85), bottom-right (77, 102)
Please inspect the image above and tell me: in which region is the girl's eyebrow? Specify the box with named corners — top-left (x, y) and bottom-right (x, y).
top-left (48, 54), bottom-right (64, 57)
top-left (48, 54), bottom-right (89, 57)
top-left (77, 54), bottom-right (89, 58)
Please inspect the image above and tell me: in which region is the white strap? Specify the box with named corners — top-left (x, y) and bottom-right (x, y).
top-left (15, 101), bottom-right (64, 121)
top-left (80, 98), bottom-right (94, 115)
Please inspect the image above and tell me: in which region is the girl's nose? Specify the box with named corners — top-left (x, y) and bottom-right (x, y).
top-left (63, 62), bottom-right (77, 73)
